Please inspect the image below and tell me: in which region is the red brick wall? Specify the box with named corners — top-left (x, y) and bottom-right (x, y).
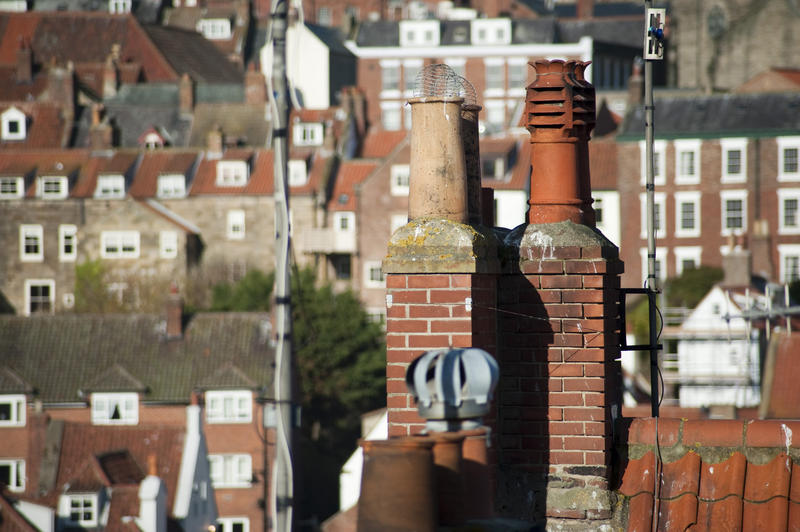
top-left (385, 273), bottom-right (497, 437)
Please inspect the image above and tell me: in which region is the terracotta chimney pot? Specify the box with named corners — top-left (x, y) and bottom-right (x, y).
top-left (15, 38), bottom-right (32, 84)
top-left (525, 59), bottom-right (596, 225)
top-left (166, 284), bottom-right (184, 339)
top-left (408, 97), bottom-right (468, 223)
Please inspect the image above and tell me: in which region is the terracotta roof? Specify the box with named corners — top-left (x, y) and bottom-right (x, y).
top-left (290, 152), bottom-right (330, 196)
top-left (0, 492), bottom-right (37, 531)
top-left (621, 417), bottom-right (800, 531)
top-left (483, 138), bottom-right (529, 191)
top-left (71, 151), bottom-right (141, 197)
top-left (0, 66), bottom-right (49, 102)
top-left (189, 148), bottom-right (273, 195)
top-left (360, 130), bottom-right (407, 159)
top-left (0, 102), bottom-right (68, 150)
top-left (292, 108), bottom-right (336, 124)
top-left (328, 161), bottom-right (377, 211)
top-left (0, 312), bottom-right (274, 403)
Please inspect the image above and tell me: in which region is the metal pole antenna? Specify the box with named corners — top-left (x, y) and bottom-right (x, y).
top-left (644, 1), bottom-right (665, 417)
top-left (270, 0), bottom-right (294, 530)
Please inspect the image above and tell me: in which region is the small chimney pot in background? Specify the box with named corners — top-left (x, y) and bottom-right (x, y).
top-left (576, 0), bottom-right (595, 19)
top-left (206, 125), bottom-right (224, 157)
top-left (245, 65), bottom-right (267, 105)
top-left (407, 97), bottom-right (468, 223)
top-left (525, 59), bottom-right (596, 225)
top-left (102, 55), bottom-right (117, 99)
top-left (166, 285), bottom-right (184, 339)
top-left (15, 38), bottom-right (32, 84)
top-left (179, 73), bottom-right (194, 115)
top-left (89, 104), bottom-right (113, 151)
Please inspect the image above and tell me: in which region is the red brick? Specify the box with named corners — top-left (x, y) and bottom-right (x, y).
top-left (580, 246), bottom-right (606, 259)
top-left (585, 421), bottom-right (609, 436)
top-left (565, 260), bottom-right (608, 274)
top-left (386, 275), bottom-right (407, 289)
top-left (553, 333), bottom-right (583, 347)
top-left (408, 334), bottom-right (450, 348)
top-left (562, 290), bottom-right (604, 303)
top-left (386, 305), bottom-right (407, 318)
top-left (584, 393), bottom-right (607, 407)
top-left (550, 246), bottom-right (582, 259)
top-left (549, 392), bottom-right (585, 406)
top-left (534, 289), bottom-right (562, 303)
top-left (429, 289), bottom-right (472, 304)
top-left (391, 410), bottom-right (427, 424)
top-left (683, 419), bottom-right (744, 447)
top-left (387, 349), bottom-right (426, 363)
top-left (388, 424), bottom-right (409, 437)
top-left (549, 407), bottom-right (563, 421)
top-left (563, 349), bottom-right (605, 362)
top-left (547, 348), bottom-right (563, 362)
top-left (386, 380), bottom-right (409, 393)
top-left (430, 319), bottom-right (472, 333)
top-left (582, 275), bottom-right (606, 288)
top-left (521, 260), bottom-right (564, 275)
top-left (386, 334), bottom-right (407, 348)
top-left (540, 275), bottom-right (583, 289)
top-left (549, 451), bottom-right (584, 464)
top-left (408, 424), bottom-right (427, 435)
top-left (409, 305), bottom-right (451, 318)
top-left (391, 290), bottom-right (428, 304)
top-left (584, 364), bottom-right (606, 377)
top-left (583, 304), bottom-right (605, 318)
top-left (584, 452), bottom-right (607, 465)
top-left (563, 378), bottom-right (605, 392)
top-left (389, 319), bottom-right (429, 333)
top-left (386, 395), bottom-right (409, 409)
top-left (564, 436), bottom-right (606, 451)
top-left (408, 274), bottom-right (451, 288)
top-left (585, 333), bottom-right (607, 348)
top-left (549, 421), bottom-right (585, 435)
top-left (545, 304), bottom-right (583, 318)
top-left (564, 408), bottom-right (605, 421)
top-left (386, 364), bottom-right (408, 379)
top-left (548, 378), bottom-right (563, 392)
top-left (452, 334), bottom-right (473, 347)
top-left (450, 274), bottom-right (473, 288)
top-left (548, 363), bottom-right (583, 377)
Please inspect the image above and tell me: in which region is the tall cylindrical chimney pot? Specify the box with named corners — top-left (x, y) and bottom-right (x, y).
top-left (408, 97), bottom-right (468, 223)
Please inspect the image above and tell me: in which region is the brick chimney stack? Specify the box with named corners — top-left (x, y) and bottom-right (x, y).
top-left (89, 104), bottom-right (113, 151)
top-left (15, 38), bottom-right (32, 84)
top-left (166, 285), bottom-right (184, 339)
top-left (576, 0), bottom-right (594, 19)
top-left (179, 73), bottom-right (194, 116)
top-left (245, 63), bottom-right (266, 105)
top-left (526, 59), bottom-right (596, 226)
top-left (102, 55), bottom-right (118, 99)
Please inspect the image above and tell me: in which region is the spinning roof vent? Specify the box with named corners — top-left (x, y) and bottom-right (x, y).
top-left (406, 348), bottom-right (498, 432)
top-left (412, 64), bottom-right (477, 106)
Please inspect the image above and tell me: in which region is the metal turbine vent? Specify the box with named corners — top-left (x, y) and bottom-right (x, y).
top-left (412, 64), bottom-right (477, 106)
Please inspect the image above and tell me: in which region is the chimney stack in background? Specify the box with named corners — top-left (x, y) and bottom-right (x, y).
top-left (166, 285), bottom-right (184, 339)
top-left (526, 59), bottom-right (596, 225)
top-left (15, 38), bottom-right (32, 84)
top-left (245, 64), bottom-right (267, 105)
top-left (576, 0), bottom-right (594, 19)
top-left (179, 73), bottom-right (194, 115)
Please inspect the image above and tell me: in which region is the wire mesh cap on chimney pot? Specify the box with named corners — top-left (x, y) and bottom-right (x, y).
top-left (413, 64), bottom-right (477, 106)
top-left (406, 348), bottom-right (498, 431)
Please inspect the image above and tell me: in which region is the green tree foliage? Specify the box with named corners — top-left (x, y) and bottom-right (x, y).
top-left (664, 265), bottom-right (724, 309)
top-left (210, 269), bottom-right (275, 311)
top-left (74, 260), bottom-right (125, 313)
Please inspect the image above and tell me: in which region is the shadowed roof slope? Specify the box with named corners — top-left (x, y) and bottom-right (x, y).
top-left (0, 312), bottom-right (274, 403)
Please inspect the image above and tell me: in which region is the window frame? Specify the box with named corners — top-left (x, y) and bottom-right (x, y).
top-left (390, 164), bottom-right (410, 196)
top-left (100, 230), bottom-right (140, 259)
top-left (24, 279), bottom-right (54, 316)
top-left (333, 211), bottom-right (355, 233)
top-left (287, 159), bottom-right (308, 187)
top-left (720, 189), bottom-right (748, 236)
top-left (156, 174), bottom-right (187, 199)
top-left (216, 161), bottom-right (249, 187)
top-left (380, 60), bottom-right (401, 96)
top-left (507, 57), bottom-right (528, 95)
top-left (19, 224), bottom-right (43, 262)
top-left (380, 101), bottom-right (402, 131)
top-left (217, 517), bottom-right (250, 532)
top-left (59, 224), bottom-right (78, 262)
top-left (205, 390), bottom-right (253, 424)
top-left (37, 176), bottom-right (68, 200)
top-left (673, 139), bottom-right (701, 184)
top-left (778, 136), bottom-right (800, 182)
top-left (227, 210), bottom-right (246, 240)
top-left (197, 18), bottom-right (232, 40)
top-left (363, 261), bottom-right (385, 289)
top-left (484, 58), bottom-right (505, 95)
top-left (90, 392), bottom-right (139, 425)
top-left (673, 246), bottom-right (702, 277)
top-left (208, 453), bottom-right (252, 488)
top-left (720, 138), bottom-right (747, 183)
top-left (292, 122), bottom-right (323, 147)
top-left (159, 230), bottom-right (178, 259)
top-left (778, 188), bottom-right (800, 235)
top-left (64, 494), bottom-right (98, 527)
top-left (674, 191), bottom-right (701, 238)
top-left (0, 459), bottom-right (25, 492)
top-left (95, 174), bottom-right (125, 199)
top-left (778, 244), bottom-right (800, 283)
top-left (0, 394), bottom-right (26, 427)
top-left (0, 177), bottom-right (24, 199)
top-left (1, 107), bottom-right (26, 141)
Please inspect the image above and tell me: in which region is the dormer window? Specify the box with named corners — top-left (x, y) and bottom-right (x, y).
top-left (288, 160), bottom-right (308, 187)
top-left (1, 107), bottom-right (26, 141)
top-left (37, 176), bottom-right (68, 200)
top-left (95, 174), bottom-right (125, 199)
top-left (90, 392), bottom-right (138, 425)
top-left (293, 122), bottom-right (323, 147)
top-left (471, 19), bottom-right (512, 46)
top-left (142, 131), bottom-right (165, 149)
top-left (198, 18), bottom-right (232, 40)
top-left (216, 161), bottom-right (249, 187)
top-left (157, 174), bottom-right (187, 198)
top-left (60, 493), bottom-right (99, 528)
top-left (399, 20), bottom-right (440, 47)
top-left (0, 177), bottom-right (23, 199)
